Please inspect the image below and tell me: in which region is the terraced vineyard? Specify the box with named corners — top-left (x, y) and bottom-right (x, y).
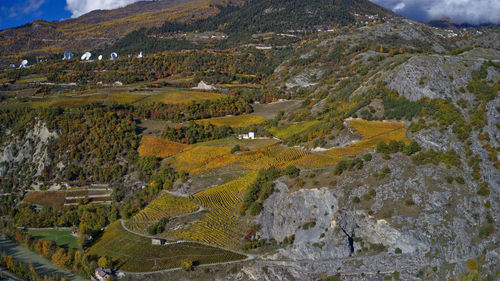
top-left (347, 119), bottom-right (405, 138)
top-left (170, 145), bottom-right (238, 174)
top-left (240, 144), bottom-right (339, 170)
top-left (89, 221), bottom-right (245, 272)
top-left (127, 192), bottom-right (199, 234)
top-left (138, 136), bottom-right (191, 158)
top-left (324, 120), bottom-right (408, 157)
top-left (269, 120), bottom-right (321, 140)
top-left (174, 172), bottom-right (258, 248)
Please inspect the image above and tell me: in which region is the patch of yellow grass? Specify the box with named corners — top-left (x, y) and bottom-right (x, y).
top-left (324, 120), bottom-right (408, 158)
top-left (195, 114), bottom-right (266, 128)
top-left (347, 119), bottom-right (404, 139)
top-left (171, 146), bottom-right (237, 174)
top-left (270, 120), bottom-right (320, 139)
top-left (138, 136), bottom-right (191, 158)
top-left (139, 89), bottom-right (226, 105)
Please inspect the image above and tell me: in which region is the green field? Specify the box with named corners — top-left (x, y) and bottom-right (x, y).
top-left (28, 229), bottom-right (79, 249)
top-left (88, 221), bottom-right (246, 272)
top-left (269, 120), bottom-right (321, 139)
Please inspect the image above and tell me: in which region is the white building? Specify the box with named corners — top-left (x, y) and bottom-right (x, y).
top-left (238, 132), bottom-right (256, 140)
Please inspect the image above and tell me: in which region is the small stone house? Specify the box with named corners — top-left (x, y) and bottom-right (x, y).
top-left (95, 267), bottom-right (113, 281)
top-left (151, 238), bottom-right (166, 245)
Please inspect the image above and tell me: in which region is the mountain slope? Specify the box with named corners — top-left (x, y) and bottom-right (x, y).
top-left (0, 0), bottom-right (242, 63)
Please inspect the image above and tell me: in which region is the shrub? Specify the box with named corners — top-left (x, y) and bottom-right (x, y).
top-left (284, 165), bottom-right (300, 178)
top-left (181, 259), bottom-right (193, 271)
top-left (230, 145), bottom-right (241, 154)
top-left (455, 176), bottom-right (465, 184)
top-left (376, 141), bottom-right (389, 154)
top-left (395, 248), bottom-right (402, 254)
top-left (363, 153), bottom-right (372, 161)
top-left (403, 141), bottom-right (421, 156)
top-left (363, 188), bottom-right (376, 201)
top-left (477, 183), bottom-right (490, 196)
top-left (404, 197), bottom-right (415, 206)
top-left (353, 196), bottom-right (360, 204)
top-left (248, 202), bottom-right (262, 216)
top-left (445, 176), bottom-right (454, 184)
top-left (466, 259), bottom-right (478, 271)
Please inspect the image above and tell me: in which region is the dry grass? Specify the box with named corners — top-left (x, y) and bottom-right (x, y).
top-left (170, 146), bottom-right (237, 174)
top-left (138, 136), bottom-right (191, 158)
top-left (138, 89), bottom-right (226, 105)
top-left (195, 114), bottom-right (266, 128)
top-left (269, 120), bottom-right (320, 139)
top-left (324, 120), bottom-right (408, 157)
top-left (347, 119), bottom-right (404, 138)
top-left (28, 93), bottom-right (146, 108)
top-left (24, 191), bottom-right (66, 208)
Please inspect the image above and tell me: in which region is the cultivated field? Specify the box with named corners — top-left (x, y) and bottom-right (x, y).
top-left (138, 136), bottom-right (191, 158)
top-left (174, 172), bottom-right (258, 249)
top-left (126, 192), bottom-right (199, 235)
top-left (269, 120), bottom-right (320, 139)
top-left (137, 89), bottom-right (226, 104)
top-left (170, 146), bottom-right (238, 174)
top-left (24, 188), bottom-right (112, 207)
top-left (88, 221), bottom-right (245, 272)
top-left (324, 120), bottom-right (408, 157)
top-left (28, 93), bottom-right (146, 108)
top-left (195, 114), bottom-right (266, 128)
top-left (24, 191), bottom-right (66, 208)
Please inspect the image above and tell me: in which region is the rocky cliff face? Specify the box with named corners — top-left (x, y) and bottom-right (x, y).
top-left (0, 121), bottom-right (58, 191)
top-left (230, 142), bottom-right (499, 280)
top-left (384, 49), bottom-right (500, 102)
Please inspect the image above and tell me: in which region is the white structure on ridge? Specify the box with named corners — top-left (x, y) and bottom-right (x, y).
top-left (110, 52), bottom-right (118, 60)
top-left (19, 60), bottom-right (28, 68)
top-left (63, 51), bottom-right (74, 60)
top-left (192, 81), bottom-right (216, 91)
top-left (98, 55), bottom-right (103, 60)
top-left (137, 51), bottom-right (143, 58)
top-left (81, 52), bottom-right (91, 61)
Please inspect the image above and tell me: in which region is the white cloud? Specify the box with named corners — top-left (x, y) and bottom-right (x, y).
top-left (65, 0), bottom-right (143, 18)
top-left (393, 2), bottom-right (405, 12)
top-left (371, 0), bottom-right (500, 24)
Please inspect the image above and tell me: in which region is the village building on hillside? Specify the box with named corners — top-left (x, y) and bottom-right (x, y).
top-left (152, 238), bottom-right (166, 245)
top-left (95, 267), bottom-right (113, 281)
top-left (238, 132), bottom-right (255, 140)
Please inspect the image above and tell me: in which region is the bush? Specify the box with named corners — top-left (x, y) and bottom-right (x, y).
top-left (230, 145), bottom-right (241, 154)
top-left (395, 248), bottom-right (402, 254)
top-left (362, 188), bottom-right (376, 201)
top-left (477, 183), bottom-right (490, 196)
top-left (181, 259), bottom-right (193, 271)
top-left (352, 196), bottom-right (360, 204)
top-left (284, 165), bottom-right (300, 178)
top-left (363, 153), bottom-right (372, 162)
top-left (248, 202), bottom-right (262, 216)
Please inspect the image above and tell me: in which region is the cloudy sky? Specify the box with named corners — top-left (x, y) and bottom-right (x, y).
top-left (1, 0), bottom-right (500, 30)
